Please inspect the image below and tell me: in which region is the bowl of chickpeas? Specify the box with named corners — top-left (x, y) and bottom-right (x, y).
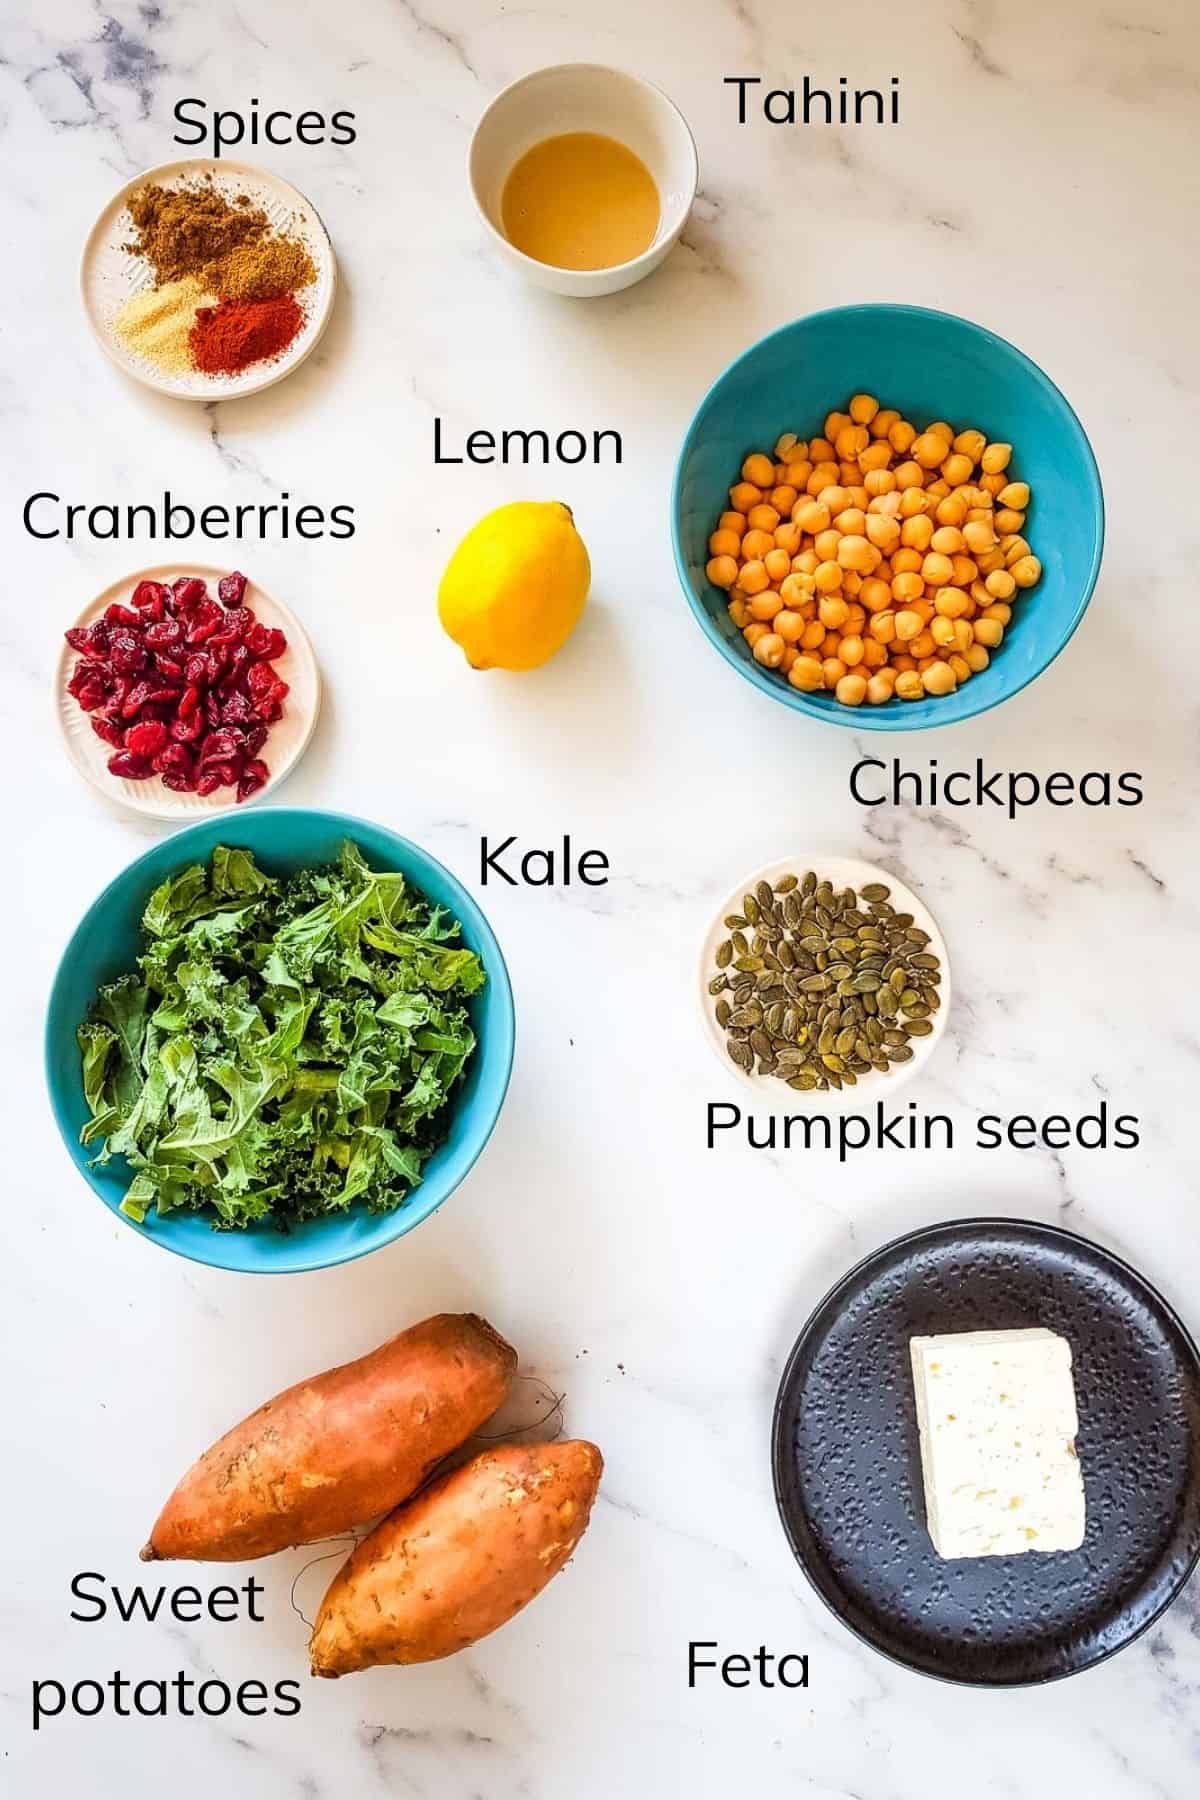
top-left (671, 304), bottom-right (1104, 725)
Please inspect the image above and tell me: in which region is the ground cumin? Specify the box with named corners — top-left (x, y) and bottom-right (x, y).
top-left (205, 235), bottom-right (316, 302)
top-left (125, 180), bottom-right (268, 287)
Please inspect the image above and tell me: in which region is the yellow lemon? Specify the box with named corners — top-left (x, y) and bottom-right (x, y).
top-left (438, 501), bottom-right (590, 671)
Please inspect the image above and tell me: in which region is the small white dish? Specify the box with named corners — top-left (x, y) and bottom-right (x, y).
top-left (56, 563), bottom-right (321, 821)
top-left (699, 857), bottom-right (952, 1109)
top-left (81, 159), bottom-right (336, 400)
top-left (469, 64), bottom-right (698, 297)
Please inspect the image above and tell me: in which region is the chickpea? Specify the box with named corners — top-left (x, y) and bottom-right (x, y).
top-left (769, 486), bottom-right (799, 517)
top-left (728, 597), bottom-right (749, 628)
top-left (973, 616), bottom-right (1004, 648)
top-left (985, 567), bottom-right (1016, 600)
top-left (993, 508), bottom-right (1025, 535)
top-left (939, 452), bottom-right (974, 487)
top-left (950, 555), bottom-right (978, 587)
top-left (780, 572), bottom-right (812, 608)
top-left (747, 503), bottom-right (781, 534)
top-left (962, 518), bottom-right (996, 555)
top-left (982, 602), bottom-right (1012, 625)
top-left (801, 619), bottom-right (826, 650)
top-left (894, 608), bottom-right (923, 642)
top-left (842, 571), bottom-right (864, 599)
top-left (813, 560), bottom-right (843, 594)
top-left (929, 525), bottom-right (965, 556)
top-left (743, 620), bottom-right (770, 648)
top-left (931, 615), bottom-right (957, 647)
top-left (807, 461), bottom-right (840, 494)
top-left (981, 442), bottom-right (1012, 475)
top-left (785, 459), bottom-right (813, 489)
top-left (911, 431), bottom-right (946, 469)
top-left (895, 669), bottom-right (924, 701)
top-left (934, 585), bottom-right (969, 619)
top-left (975, 547), bottom-right (1005, 574)
top-left (839, 633), bottom-right (865, 668)
top-left (894, 459), bottom-right (925, 490)
top-left (909, 629), bottom-right (935, 658)
top-left (892, 571), bottom-right (926, 604)
top-left (948, 652), bottom-right (972, 683)
top-left (922, 660), bottom-right (957, 697)
top-left (888, 418), bottom-right (917, 454)
top-left (834, 507), bottom-right (867, 536)
top-left (871, 409), bottom-right (900, 440)
top-left (891, 546), bottom-right (923, 574)
top-left (740, 528), bottom-right (774, 562)
top-left (901, 514), bottom-right (935, 551)
top-left (774, 432), bottom-right (799, 459)
top-left (858, 440), bottom-right (892, 473)
top-left (838, 535), bottom-right (879, 573)
top-left (1001, 534), bottom-right (1031, 561)
top-left (921, 551), bottom-right (954, 587)
top-left (1011, 554), bottom-right (1042, 588)
top-left (846, 392), bottom-right (877, 426)
top-left (952, 617), bottom-right (973, 654)
top-left (836, 672), bottom-right (868, 706)
top-left (794, 499), bottom-right (830, 534)
top-left (871, 490), bottom-right (904, 518)
top-left (862, 638), bottom-right (888, 669)
top-left (742, 452), bottom-right (776, 488)
top-left (866, 513), bottom-right (901, 554)
top-left (774, 521), bottom-right (803, 557)
top-left (866, 672), bottom-right (895, 704)
top-left (789, 655), bottom-right (824, 692)
top-left (996, 480), bottom-right (1029, 511)
top-left (869, 611), bottom-right (897, 644)
top-left (774, 609), bottom-right (806, 643)
top-left (792, 549), bottom-right (818, 574)
top-left (814, 529), bottom-right (843, 563)
top-left (953, 428), bottom-right (986, 463)
top-left (753, 631), bottom-right (786, 668)
top-left (730, 481), bottom-right (761, 512)
top-left (739, 559), bottom-right (770, 596)
top-left (719, 511), bottom-right (747, 538)
top-left (706, 554), bottom-right (739, 589)
top-left (818, 594), bottom-right (850, 629)
top-left (781, 645), bottom-right (799, 673)
top-left (764, 547), bottom-right (792, 584)
top-left (898, 486), bottom-right (931, 517)
top-left (820, 656), bottom-right (847, 686)
top-left (749, 590), bottom-right (784, 621)
top-left (965, 642), bottom-right (990, 672)
top-left (835, 423), bottom-right (870, 460)
top-left (860, 576), bottom-right (892, 613)
top-left (864, 467), bottom-right (896, 496)
top-left (980, 472), bottom-right (1007, 498)
top-left (935, 494), bottom-right (968, 528)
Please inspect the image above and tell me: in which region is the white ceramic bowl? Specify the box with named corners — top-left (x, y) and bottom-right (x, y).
top-left (56, 563), bottom-right (321, 821)
top-left (699, 857), bottom-right (952, 1110)
top-left (81, 159), bottom-right (336, 400)
top-left (469, 64), bottom-right (698, 297)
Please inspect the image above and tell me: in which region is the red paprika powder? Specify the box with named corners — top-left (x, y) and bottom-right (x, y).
top-left (190, 294), bottom-right (304, 374)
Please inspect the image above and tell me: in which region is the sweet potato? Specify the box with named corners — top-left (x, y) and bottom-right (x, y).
top-left (309, 1439), bottom-right (603, 1676)
top-left (142, 1314), bottom-right (517, 1562)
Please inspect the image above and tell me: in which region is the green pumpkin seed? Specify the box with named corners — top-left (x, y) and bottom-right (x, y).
top-left (715, 939), bottom-right (733, 968)
top-left (724, 914), bottom-right (747, 930)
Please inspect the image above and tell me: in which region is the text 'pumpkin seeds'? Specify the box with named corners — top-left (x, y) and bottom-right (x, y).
top-left (709, 872), bottom-right (942, 1090)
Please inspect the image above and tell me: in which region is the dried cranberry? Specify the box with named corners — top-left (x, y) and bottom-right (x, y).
top-left (177, 685), bottom-right (201, 720)
top-left (242, 721), bottom-right (268, 756)
top-left (195, 772), bottom-right (223, 797)
top-left (126, 719), bottom-right (169, 758)
top-left (184, 653), bottom-right (213, 688)
top-left (172, 577), bottom-right (208, 611)
top-left (152, 743), bottom-right (194, 777)
top-left (144, 618), bottom-right (183, 649)
top-left (105, 602), bottom-right (143, 628)
top-left (198, 729), bottom-right (240, 765)
top-left (244, 623), bottom-right (287, 661)
top-left (170, 711), bottom-right (205, 743)
top-left (236, 759), bottom-right (269, 803)
top-left (90, 715), bottom-right (125, 747)
top-left (109, 632), bottom-right (146, 675)
top-left (159, 771), bottom-right (192, 792)
top-left (203, 691), bottom-right (222, 727)
top-left (65, 626), bottom-right (106, 661)
top-left (218, 571), bottom-right (248, 607)
top-left (220, 691), bottom-right (255, 725)
top-left (120, 679), bottom-right (154, 719)
top-left (68, 661), bottom-right (105, 706)
top-left (154, 655), bottom-right (184, 681)
top-left (132, 580), bottom-right (170, 612)
top-left (222, 644), bottom-right (253, 688)
top-left (107, 751), bottom-right (153, 781)
top-left (145, 685), bottom-right (181, 706)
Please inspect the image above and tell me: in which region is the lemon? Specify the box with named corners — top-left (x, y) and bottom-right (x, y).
top-left (438, 501), bottom-right (590, 671)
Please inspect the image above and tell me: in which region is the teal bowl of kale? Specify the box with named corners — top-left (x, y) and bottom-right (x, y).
top-left (45, 809), bottom-right (515, 1272)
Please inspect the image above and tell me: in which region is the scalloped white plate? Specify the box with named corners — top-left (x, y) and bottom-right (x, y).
top-left (81, 159), bottom-right (336, 400)
top-left (55, 563), bottom-right (321, 821)
top-left (699, 856), bottom-right (952, 1110)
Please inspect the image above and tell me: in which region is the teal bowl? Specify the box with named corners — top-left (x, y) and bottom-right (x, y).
top-left (45, 809), bottom-right (515, 1274)
top-left (671, 304), bottom-right (1104, 728)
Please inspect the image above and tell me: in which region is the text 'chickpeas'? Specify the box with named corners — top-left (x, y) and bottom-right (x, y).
top-left (704, 396), bottom-right (1042, 706)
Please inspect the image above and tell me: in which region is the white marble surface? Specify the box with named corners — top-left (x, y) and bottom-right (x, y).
top-left (3, 0), bottom-right (1199, 1794)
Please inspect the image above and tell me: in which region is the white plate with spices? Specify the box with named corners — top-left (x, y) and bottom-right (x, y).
top-left (699, 857), bottom-right (952, 1109)
top-left (80, 159), bottom-right (337, 400)
top-left (55, 564), bottom-right (321, 822)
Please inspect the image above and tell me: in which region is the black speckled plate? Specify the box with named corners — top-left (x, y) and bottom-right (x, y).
top-left (772, 1218), bottom-right (1200, 1685)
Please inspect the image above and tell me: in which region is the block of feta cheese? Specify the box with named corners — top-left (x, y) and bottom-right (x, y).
top-left (909, 1328), bottom-right (1086, 1559)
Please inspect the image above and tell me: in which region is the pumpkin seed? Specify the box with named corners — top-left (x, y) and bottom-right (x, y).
top-left (715, 998), bottom-right (732, 1027)
top-left (709, 974), bottom-right (728, 995)
top-left (774, 873), bottom-right (799, 893)
top-left (715, 939), bottom-right (733, 968)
